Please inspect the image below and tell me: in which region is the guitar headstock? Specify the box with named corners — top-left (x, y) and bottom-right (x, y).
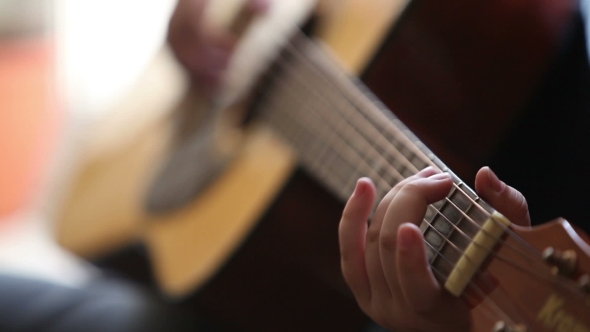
top-left (471, 218), bottom-right (590, 331)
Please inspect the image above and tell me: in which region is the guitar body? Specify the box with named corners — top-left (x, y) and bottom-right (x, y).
top-left (181, 169), bottom-right (368, 331)
top-left (55, 0), bottom-right (587, 330)
top-left (56, 0), bottom-right (403, 330)
top-left (362, 0), bottom-right (576, 181)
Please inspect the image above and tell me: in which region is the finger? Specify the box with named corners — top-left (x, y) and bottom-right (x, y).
top-left (475, 167), bottom-right (530, 227)
top-left (339, 178), bottom-right (377, 306)
top-left (371, 167), bottom-right (439, 230)
top-left (396, 223), bottom-right (441, 312)
top-left (365, 167), bottom-right (439, 302)
top-left (379, 173), bottom-right (453, 300)
top-left (381, 172), bottom-right (454, 245)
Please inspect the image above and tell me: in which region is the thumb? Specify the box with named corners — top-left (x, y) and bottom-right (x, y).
top-left (475, 167), bottom-right (530, 227)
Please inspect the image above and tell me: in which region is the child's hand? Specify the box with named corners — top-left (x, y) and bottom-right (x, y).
top-left (339, 166), bottom-right (530, 331)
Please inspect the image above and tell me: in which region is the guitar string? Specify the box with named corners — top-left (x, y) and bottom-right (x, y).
top-left (282, 38), bottom-right (511, 225)
top-left (261, 73), bottom-right (507, 280)
top-left (276, 37), bottom-right (565, 274)
top-left (256, 100), bottom-right (518, 326)
top-left (258, 43), bottom-right (578, 294)
top-left (233, 31), bottom-right (584, 303)
top-left (260, 68), bottom-right (588, 310)
top-left (280, 40), bottom-right (501, 214)
top-left (424, 241), bottom-right (518, 327)
top-left (427, 239), bottom-right (522, 326)
top-left (262, 52), bottom-right (540, 272)
top-left (261, 72), bottom-right (590, 326)
top-left (284, 42), bottom-right (556, 279)
top-left (274, 42), bottom-right (523, 251)
top-left (422, 205), bottom-right (560, 288)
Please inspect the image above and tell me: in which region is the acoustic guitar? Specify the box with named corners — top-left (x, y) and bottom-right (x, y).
top-left (54, 0), bottom-right (590, 331)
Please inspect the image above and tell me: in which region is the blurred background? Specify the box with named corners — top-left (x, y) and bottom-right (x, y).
top-left (0, 0), bottom-right (179, 285)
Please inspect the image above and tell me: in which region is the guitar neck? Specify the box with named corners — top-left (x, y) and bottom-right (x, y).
top-left (255, 34), bottom-right (505, 296)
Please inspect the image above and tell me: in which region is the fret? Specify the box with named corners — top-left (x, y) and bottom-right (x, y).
top-left (269, 55), bottom-right (406, 194)
top-left (261, 74), bottom-right (394, 201)
top-left (430, 246), bottom-right (455, 279)
top-left (436, 241), bottom-right (463, 274)
top-left (254, 37), bottom-right (508, 294)
top-left (431, 212), bottom-right (454, 237)
top-left (425, 214), bottom-right (471, 277)
top-left (426, 245), bottom-right (437, 263)
top-left (381, 169), bottom-right (399, 189)
top-left (291, 41), bottom-right (428, 180)
top-left (398, 145), bottom-right (413, 160)
top-left (401, 168), bottom-right (414, 178)
top-left (424, 227), bottom-right (445, 249)
top-left (411, 154), bottom-right (429, 171)
top-left (329, 154), bottom-right (355, 191)
top-left (423, 205), bottom-right (438, 225)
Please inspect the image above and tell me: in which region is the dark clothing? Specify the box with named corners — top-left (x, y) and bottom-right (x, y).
top-left (0, 274), bottom-right (215, 332)
top-left (489, 5), bottom-right (590, 234)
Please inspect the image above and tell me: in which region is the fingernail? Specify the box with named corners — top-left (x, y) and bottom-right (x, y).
top-left (397, 224), bottom-right (417, 251)
top-left (354, 178), bottom-right (367, 196)
top-left (419, 166), bottom-right (435, 174)
top-left (429, 173), bottom-right (450, 181)
top-left (487, 167), bottom-right (504, 192)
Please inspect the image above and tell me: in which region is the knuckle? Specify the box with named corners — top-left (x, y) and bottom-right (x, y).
top-left (339, 246), bottom-right (353, 264)
top-left (402, 181), bottom-right (421, 194)
top-left (511, 189), bottom-right (530, 218)
top-left (399, 181), bottom-right (424, 199)
top-left (379, 229), bottom-right (397, 252)
top-left (366, 226), bottom-right (381, 244)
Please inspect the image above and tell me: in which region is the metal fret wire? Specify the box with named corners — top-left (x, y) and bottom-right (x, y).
top-left (257, 37), bottom-right (576, 284)
top-left (237, 32), bottom-right (589, 311)
top-left (281, 38), bottom-right (564, 272)
top-left (254, 41), bottom-right (590, 326)
top-left (264, 81), bottom-right (477, 269)
top-left (273, 42), bottom-right (502, 248)
top-left (263, 91), bottom-right (517, 324)
top-left (262, 46), bottom-right (503, 256)
top-left (276, 37), bottom-right (559, 269)
top-left (280, 46), bottom-right (588, 298)
top-left (261, 66), bottom-right (487, 273)
top-left (423, 241), bottom-right (518, 327)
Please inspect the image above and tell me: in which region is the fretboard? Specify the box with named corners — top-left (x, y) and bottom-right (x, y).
top-left (254, 34), bottom-right (500, 289)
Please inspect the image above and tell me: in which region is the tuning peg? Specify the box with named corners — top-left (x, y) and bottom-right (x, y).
top-left (492, 321), bottom-right (527, 332)
top-left (542, 247), bottom-right (577, 277)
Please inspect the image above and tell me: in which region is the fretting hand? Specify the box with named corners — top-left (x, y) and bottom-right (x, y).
top-left (339, 166), bottom-right (530, 331)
